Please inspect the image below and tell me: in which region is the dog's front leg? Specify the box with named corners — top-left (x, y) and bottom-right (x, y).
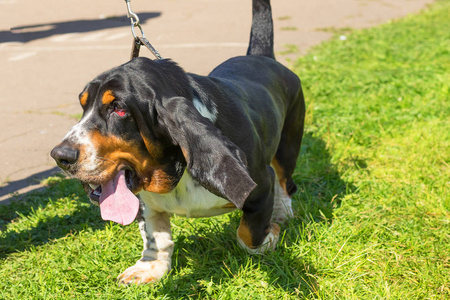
top-left (117, 203), bottom-right (173, 285)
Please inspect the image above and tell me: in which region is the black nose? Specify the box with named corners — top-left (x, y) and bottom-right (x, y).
top-left (50, 145), bottom-right (79, 170)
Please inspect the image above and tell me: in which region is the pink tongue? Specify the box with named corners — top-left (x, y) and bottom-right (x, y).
top-left (99, 170), bottom-right (139, 226)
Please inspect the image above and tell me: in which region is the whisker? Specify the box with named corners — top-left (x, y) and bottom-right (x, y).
top-left (96, 156), bottom-right (119, 166)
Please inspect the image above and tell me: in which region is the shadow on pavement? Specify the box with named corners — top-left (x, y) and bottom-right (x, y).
top-left (0, 167), bottom-right (61, 203)
top-left (0, 12), bottom-right (161, 44)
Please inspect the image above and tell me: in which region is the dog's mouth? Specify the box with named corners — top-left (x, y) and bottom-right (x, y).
top-left (89, 184), bottom-right (103, 202)
top-left (85, 169), bottom-right (140, 226)
top-left (88, 169), bottom-right (137, 202)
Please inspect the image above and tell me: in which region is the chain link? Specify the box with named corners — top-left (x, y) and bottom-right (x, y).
top-left (124, 0), bottom-right (142, 39)
top-left (124, 0), bottom-right (163, 60)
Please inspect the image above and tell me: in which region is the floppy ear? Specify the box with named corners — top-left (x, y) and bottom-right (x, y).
top-left (157, 96), bottom-right (257, 209)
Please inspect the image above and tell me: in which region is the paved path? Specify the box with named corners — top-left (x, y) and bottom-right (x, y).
top-left (0, 0), bottom-right (434, 203)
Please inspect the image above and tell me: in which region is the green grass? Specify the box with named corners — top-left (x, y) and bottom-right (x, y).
top-left (1, 1), bottom-right (449, 299)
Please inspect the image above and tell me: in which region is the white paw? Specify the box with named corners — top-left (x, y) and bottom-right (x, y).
top-left (272, 204), bottom-right (294, 223)
top-left (117, 260), bottom-right (170, 285)
top-left (272, 194), bottom-right (294, 223)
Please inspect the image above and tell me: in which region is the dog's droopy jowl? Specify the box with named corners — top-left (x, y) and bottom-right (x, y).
top-left (51, 0), bottom-right (305, 285)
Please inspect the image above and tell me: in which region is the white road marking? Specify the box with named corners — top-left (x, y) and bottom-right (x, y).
top-left (51, 33), bottom-right (81, 42)
top-left (8, 52), bottom-right (37, 61)
top-left (0, 42), bottom-right (246, 61)
top-left (0, 42), bottom-right (24, 49)
top-left (0, 43), bottom-right (247, 52)
top-left (104, 32), bottom-right (129, 41)
top-left (163, 42), bottom-right (247, 48)
top-left (79, 32), bottom-right (109, 42)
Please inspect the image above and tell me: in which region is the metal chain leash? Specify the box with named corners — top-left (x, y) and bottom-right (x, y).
top-left (124, 0), bottom-right (163, 60)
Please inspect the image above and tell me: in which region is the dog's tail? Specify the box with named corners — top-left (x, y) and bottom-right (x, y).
top-left (246, 0), bottom-right (275, 59)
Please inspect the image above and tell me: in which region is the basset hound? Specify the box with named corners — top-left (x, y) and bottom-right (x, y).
top-left (51, 0), bottom-right (305, 285)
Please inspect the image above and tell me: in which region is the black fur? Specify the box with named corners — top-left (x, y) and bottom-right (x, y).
top-left (51, 0), bottom-right (305, 250)
top-left (247, 0), bottom-right (275, 58)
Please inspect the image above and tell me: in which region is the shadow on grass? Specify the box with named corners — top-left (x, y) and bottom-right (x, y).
top-left (139, 209), bottom-right (321, 297)
top-left (0, 133), bottom-right (350, 297)
top-left (0, 176), bottom-right (106, 259)
top-left (294, 132), bottom-right (353, 222)
top-left (163, 223), bottom-right (321, 297)
top-left (151, 133), bottom-right (352, 298)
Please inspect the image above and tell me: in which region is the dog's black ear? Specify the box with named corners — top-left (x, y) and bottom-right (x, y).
top-left (157, 96), bottom-right (257, 209)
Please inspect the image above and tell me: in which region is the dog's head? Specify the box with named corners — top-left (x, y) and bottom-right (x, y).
top-left (50, 57), bottom-right (256, 224)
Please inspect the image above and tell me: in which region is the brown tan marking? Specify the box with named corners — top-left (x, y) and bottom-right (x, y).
top-left (101, 90), bottom-right (115, 105)
top-left (142, 169), bottom-right (178, 194)
top-left (237, 218), bottom-right (254, 248)
top-left (87, 131), bottom-right (176, 194)
top-left (271, 158), bottom-right (288, 195)
top-left (270, 223), bottom-right (281, 237)
top-left (221, 202), bottom-right (236, 209)
top-left (80, 92), bottom-right (88, 106)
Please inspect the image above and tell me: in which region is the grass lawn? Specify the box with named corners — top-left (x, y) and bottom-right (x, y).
top-left (1, 1), bottom-right (449, 299)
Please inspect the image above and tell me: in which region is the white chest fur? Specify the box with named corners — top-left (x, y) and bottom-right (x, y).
top-left (139, 171), bottom-right (236, 218)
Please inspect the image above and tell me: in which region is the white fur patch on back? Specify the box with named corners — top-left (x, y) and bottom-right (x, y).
top-left (193, 97), bottom-right (218, 123)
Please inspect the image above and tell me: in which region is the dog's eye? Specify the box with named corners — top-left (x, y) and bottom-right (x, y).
top-left (113, 103), bottom-right (127, 117)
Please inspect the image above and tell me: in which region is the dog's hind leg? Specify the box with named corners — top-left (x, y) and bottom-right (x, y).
top-left (237, 165), bottom-right (280, 254)
top-left (271, 162), bottom-right (295, 223)
top-left (271, 88), bottom-right (306, 223)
